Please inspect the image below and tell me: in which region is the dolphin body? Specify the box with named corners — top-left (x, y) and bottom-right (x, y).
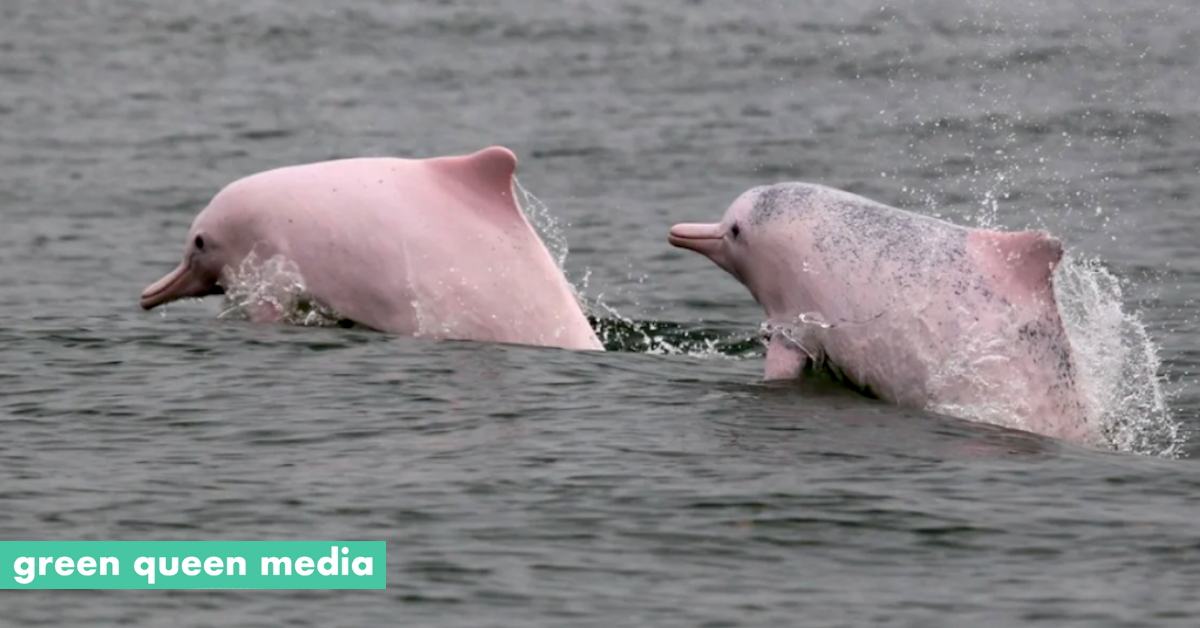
top-left (142, 146), bottom-right (602, 351)
top-left (670, 182), bottom-right (1094, 445)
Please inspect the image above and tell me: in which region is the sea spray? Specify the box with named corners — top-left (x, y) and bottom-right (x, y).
top-left (1053, 254), bottom-right (1186, 457)
top-left (513, 177), bottom-right (573, 280)
top-left (217, 249), bottom-right (345, 328)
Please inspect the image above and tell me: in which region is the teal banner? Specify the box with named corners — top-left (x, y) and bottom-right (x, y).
top-left (1, 542), bottom-right (386, 589)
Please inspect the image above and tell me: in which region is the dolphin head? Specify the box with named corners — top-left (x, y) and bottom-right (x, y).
top-left (668, 187), bottom-right (761, 278)
top-left (140, 225), bottom-right (226, 310)
top-left (140, 189), bottom-right (258, 310)
top-left (669, 184), bottom-right (813, 315)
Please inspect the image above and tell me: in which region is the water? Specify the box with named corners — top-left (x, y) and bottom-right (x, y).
top-left (3, 0), bottom-right (1200, 624)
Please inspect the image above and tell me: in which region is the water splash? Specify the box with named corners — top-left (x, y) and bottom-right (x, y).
top-left (217, 249), bottom-right (346, 328)
top-left (514, 179), bottom-right (664, 351)
top-left (510, 177), bottom-right (713, 356)
top-left (591, 317), bottom-right (761, 357)
top-left (512, 176), bottom-right (601, 312)
top-left (893, 105), bottom-right (1180, 455)
top-left (510, 178), bottom-right (739, 358)
top-left (1053, 255), bottom-right (1186, 457)
top-left (513, 177), bottom-right (572, 276)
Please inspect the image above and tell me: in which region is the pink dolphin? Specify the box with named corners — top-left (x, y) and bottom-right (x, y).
top-left (669, 182), bottom-right (1096, 445)
top-left (141, 146), bottom-right (603, 351)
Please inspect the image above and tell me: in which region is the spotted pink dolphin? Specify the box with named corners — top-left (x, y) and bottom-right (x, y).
top-left (141, 146), bottom-right (603, 351)
top-left (669, 182), bottom-right (1095, 445)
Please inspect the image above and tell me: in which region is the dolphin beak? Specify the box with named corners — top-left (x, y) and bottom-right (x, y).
top-left (668, 223), bottom-right (724, 257)
top-left (140, 261), bottom-right (214, 310)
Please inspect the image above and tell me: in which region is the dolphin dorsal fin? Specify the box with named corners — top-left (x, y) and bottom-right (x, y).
top-left (982, 229), bottom-right (1063, 281)
top-left (428, 146), bottom-right (520, 216)
top-left (968, 229), bottom-right (1064, 306)
top-left (457, 145), bottom-right (518, 190)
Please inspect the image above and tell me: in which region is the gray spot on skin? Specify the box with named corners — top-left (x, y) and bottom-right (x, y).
top-left (1017, 317), bottom-right (1078, 386)
top-left (748, 184), bottom-right (817, 226)
top-left (746, 182), bottom-right (975, 296)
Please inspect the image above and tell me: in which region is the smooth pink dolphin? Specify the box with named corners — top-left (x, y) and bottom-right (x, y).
top-left (141, 146), bottom-right (603, 351)
top-left (669, 183), bottom-right (1096, 445)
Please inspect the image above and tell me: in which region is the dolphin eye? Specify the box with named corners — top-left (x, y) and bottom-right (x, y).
top-left (730, 224), bottom-right (741, 239)
top-left (194, 235), bottom-right (205, 250)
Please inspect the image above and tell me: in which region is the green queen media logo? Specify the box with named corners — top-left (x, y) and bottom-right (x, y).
top-left (2, 541), bottom-right (386, 589)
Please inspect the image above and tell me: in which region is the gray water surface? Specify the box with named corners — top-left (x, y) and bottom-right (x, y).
top-left (3, 1), bottom-right (1200, 626)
